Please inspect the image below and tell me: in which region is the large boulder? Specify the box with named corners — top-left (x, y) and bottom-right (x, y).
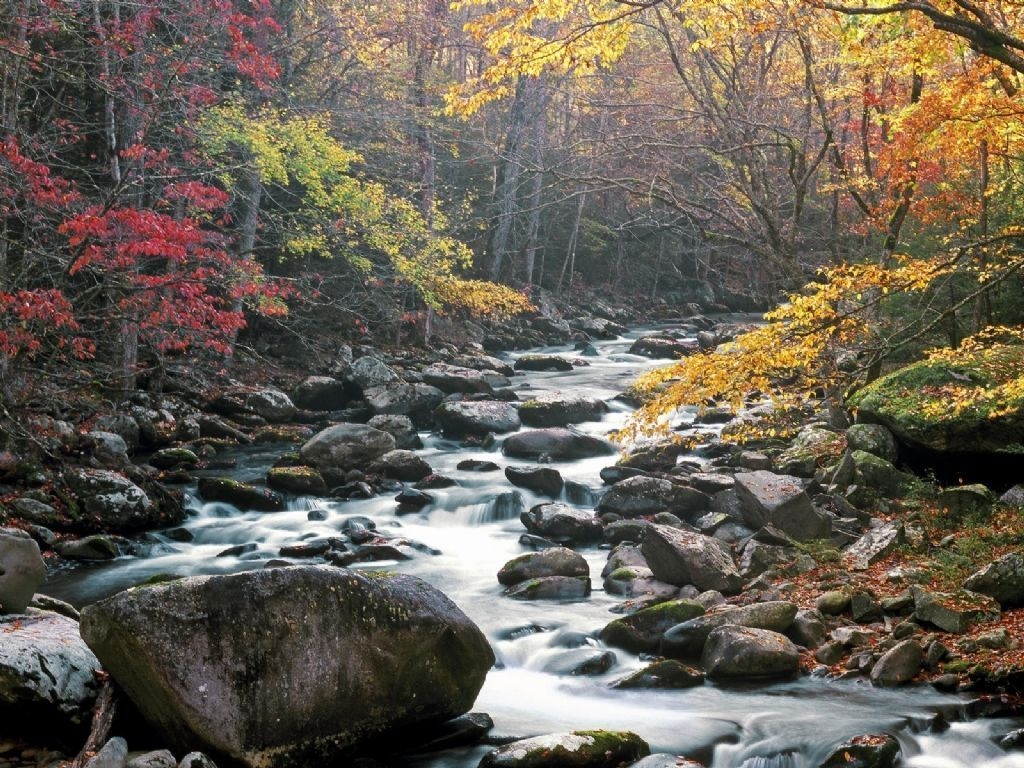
top-left (596, 476), bottom-right (710, 520)
top-left (0, 528), bottom-right (46, 614)
top-left (0, 611), bottom-right (102, 745)
top-left (847, 344), bottom-right (1024, 454)
top-left (517, 392), bottom-right (609, 428)
top-left (290, 376), bottom-right (352, 411)
top-left (701, 625), bottom-right (800, 680)
top-left (434, 401), bottom-right (521, 438)
top-left (600, 599), bottom-right (705, 653)
top-left (964, 552), bottom-right (1024, 607)
top-left (79, 566), bottom-right (494, 768)
top-left (502, 428), bottom-right (616, 460)
top-left (299, 423), bottom-right (396, 471)
top-left (497, 547), bottom-right (589, 586)
top-left (364, 383), bottom-right (444, 423)
top-left (641, 524), bottom-right (742, 594)
top-left (521, 503), bottom-right (603, 544)
top-left (661, 601), bottom-right (799, 658)
top-left (61, 468), bottom-right (163, 532)
top-left (733, 471), bottom-right (831, 541)
top-left (479, 731), bottom-right (650, 767)
top-left (420, 363), bottom-right (498, 395)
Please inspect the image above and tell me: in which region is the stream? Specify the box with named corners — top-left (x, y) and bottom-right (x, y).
top-left (43, 325), bottom-right (1024, 768)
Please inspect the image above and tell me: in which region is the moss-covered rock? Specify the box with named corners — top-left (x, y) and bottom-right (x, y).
top-left (479, 730), bottom-right (650, 767)
top-left (599, 599), bottom-right (705, 653)
top-left (848, 345), bottom-right (1024, 454)
top-left (266, 466), bottom-right (327, 496)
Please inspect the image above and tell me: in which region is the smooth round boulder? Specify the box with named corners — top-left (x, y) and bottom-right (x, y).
top-left (596, 476), bottom-right (710, 519)
top-left (521, 503), bottom-right (603, 544)
top-left (505, 466), bottom-right (564, 497)
top-left (498, 547), bottom-right (589, 586)
top-left (479, 730), bottom-right (649, 767)
top-left (79, 566), bottom-right (494, 768)
top-left (0, 528), bottom-right (46, 614)
top-left (517, 392), bottom-right (608, 428)
top-left (299, 423), bottom-right (396, 471)
top-left (701, 625), bottom-right (800, 680)
top-left (502, 428), bottom-right (615, 460)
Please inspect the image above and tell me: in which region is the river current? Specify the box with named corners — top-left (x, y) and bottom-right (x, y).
top-left (43, 325), bottom-right (1024, 768)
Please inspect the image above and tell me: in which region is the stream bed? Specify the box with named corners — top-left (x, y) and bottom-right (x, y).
top-left (43, 326), bottom-right (1024, 768)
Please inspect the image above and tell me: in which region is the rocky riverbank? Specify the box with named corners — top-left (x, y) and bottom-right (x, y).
top-left (2, 294), bottom-right (1024, 768)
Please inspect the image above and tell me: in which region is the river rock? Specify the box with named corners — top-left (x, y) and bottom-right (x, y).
top-left (299, 423), bottom-right (396, 471)
top-left (611, 659), bottom-right (704, 690)
top-left (265, 466), bottom-right (328, 496)
top-left (701, 625), bottom-right (800, 680)
top-left (596, 476), bottom-right (710, 520)
top-left (517, 392), bottom-right (609, 427)
top-left (368, 414), bottom-right (423, 450)
top-left (84, 430), bottom-right (131, 467)
top-left (348, 355), bottom-right (400, 391)
top-left (367, 449), bottom-right (432, 482)
top-left (56, 534), bottom-right (120, 560)
top-left (843, 521), bottom-right (904, 571)
top-left (661, 601), bottom-right (799, 658)
top-left (421, 363), bottom-right (499, 395)
top-left (733, 471), bottom-right (831, 541)
top-left (504, 576), bottom-right (591, 600)
top-left (628, 335), bottom-right (697, 359)
top-left (964, 552), bottom-right (1024, 606)
top-left (479, 730), bottom-right (650, 767)
top-left (80, 566), bottom-right (494, 767)
top-left (641, 524), bottom-right (742, 594)
top-left (434, 401), bottom-right (521, 438)
top-left (61, 468), bottom-right (163, 532)
top-left (8, 496), bottom-right (63, 528)
top-left (869, 639), bottom-right (923, 686)
top-left (845, 424), bottom-right (899, 463)
top-left (198, 415), bottom-right (251, 444)
top-left (0, 528), bottom-right (46, 613)
top-left (149, 447), bottom-right (200, 470)
top-left (521, 503), bottom-right (603, 543)
top-left (290, 376), bottom-right (352, 411)
top-left (505, 466), bottom-right (564, 497)
top-left (502, 428), bottom-right (616, 460)
top-left (600, 599), bottom-right (705, 653)
top-left (513, 354), bottom-right (574, 372)
top-left (912, 586), bottom-right (1001, 633)
top-left (197, 477), bottom-right (285, 512)
top-left (820, 734), bottom-right (900, 768)
top-left (364, 383), bottom-right (444, 423)
top-left (210, 386), bottom-right (296, 423)
top-left (497, 548), bottom-right (589, 586)
top-left (126, 749), bottom-right (177, 768)
top-left (541, 648), bottom-right (616, 676)
top-left (451, 353), bottom-right (515, 376)
top-left (0, 611), bottom-right (102, 745)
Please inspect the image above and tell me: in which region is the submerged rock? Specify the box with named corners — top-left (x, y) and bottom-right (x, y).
top-left (79, 566), bottom-right (494, 768)
top-left (479, 730), bottom-right (650, 767)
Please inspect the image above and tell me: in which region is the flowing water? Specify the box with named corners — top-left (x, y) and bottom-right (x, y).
top-left (43, 325), bottom-right (1024, 768)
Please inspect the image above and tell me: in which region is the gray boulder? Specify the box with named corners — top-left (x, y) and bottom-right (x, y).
top-left (299, 423), bottom-right (396, 471)
top-left (661, 601), bottom-right (799, 658)
top-left (701, 625), bottom-right (800, 680)
top-left (291, 376), bottom-right (350, 411)
top-left (366, 449), bottom-right (432, 482)
top-left (912, 586), bottom-right (1000, 634)
top-left (505, 466), bottom-right (564, 497)
top-left (420, 363), bottom-right (498, 395)
top-left (80, 566), bottom-right (493, 768)
top-left (502, 428), bottom-right (616, 460)
top-left (348, 355), bottom-right (400, 391)
top-left (479, 730), bottom-right (649, 767)
top-left (504, 576), bottom-right (591, 600)
top-left (521, 503), bottom-right (603, 544)
top-left (434, 401), bottom-right (521, 438)
top-left (846, 424), bottom-right (899, 463)
top-left (600, 599), bottom-right (705, 653)
top-left (965, 552), bottom-right (1024, 606)
top-left (870, 639), bottom-right (923, 687)
top-left (62, 468), bottom-right (160, 532)
top-left (734, 471), bottom-right (831, 541)
top-left (85, 737), bottom-right (128, 768)
top-left (364, 383), bottom-right (444, 422)
top-left (497, 548), bottom-right (589, 586)
top-left (367, 414), bottom-right (423, 450)
top-left (641, 524), bottom-right (742, 594)
top-left (0, 611), bottom-right (102, 744)
top-left (843, 521), bottom-right (904, 571)
top-left (596, 476), bottom-right (710, 520)
top-left (0, 528), bottom-right (46, 613)
top-left (517, 392), bottom-right (608, 427)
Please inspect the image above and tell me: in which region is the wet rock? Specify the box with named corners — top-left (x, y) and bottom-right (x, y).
top-left (819, 734), bottom-right (900, 768)
top-left (843, 521), bottom-right (903, 571)
top-left (505, 466), bottom-right (564, 497)
top-left (434, 401), bottom-right (521, 438)
top-left (628, 335), bottom-right (698, 359)
top-left (363, 383), bottom-right (444, 423)
top-left (457, 459), bottom-right (501, 472)
top-left (266, 466), bottom-right (327, 496)
top-left (513, 354), bottom-right (574, 372)
top-left (611, 659), bottom-right (704, 690)
top-left (964, 552), bottom-right (1024, 607)
top-left (517, 392), bottom-right (609, 427)
top-left (197, 477), bottom-right (285, 512)
top-left (0, 528), bottom-right (46, 614)
top-left (478, 730), bottom-right (649, 767)
top-left (394, 488), bottom-right (434, 512)
top-left (85, 737), bottom-right (127, 768)
top-left (641, 524), bottom-right (742, 594)
top-left (502, 428), bottom-right (616, 461)
top-left (80, 566), bottom-right (494, 767)
top-left (367, 449), bottom-right (432, 482)
top-left (290, 376), bottom-right (351, 411)
top-left (596, 476), bottom-right (710, 520)
top-left (541, 648), bottom-right (616, 676)
top-left (299, 423), bottom-right (396, 472)
top-left (55, 534), bottom-right (120, 561)
top-left (498, 548), bottom-right (589, 586)
top-left (600, 599), bottom-right (705, 653)
top-left (62, 468), bottom-right (161, 532)
top-left (348, 355), bottom-right (400, 391)
top-left (734, 471), bottom-right (831, 541)
top-left (504, 576), bottom-right (591, 600)
top-left (661, 601), bottom-right (799, 659)
top-left (0, 611), bottom-right (102, 745)
top-left (521, 503), bottom-right (603, 544)
top-left (367, 415), bottom-right (423, 450)
top-left (912, 586), bottom-right (1001, 634)
top-left (701, 625), bottom-right (800, 680)
top-left (870, 639), bottom-right (923, 686)
top-left (421, 363), bottom-right (498, 395)
top-left (149, 447), bottom-right (200, 470)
